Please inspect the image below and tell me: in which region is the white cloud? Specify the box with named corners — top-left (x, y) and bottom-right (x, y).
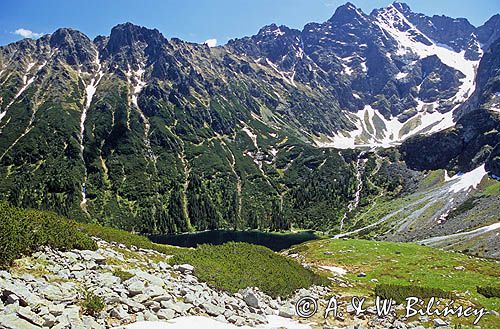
top-left (203, 38), bottom-right (217, 47)
top-left (14, 28), bottom-right (43, 39)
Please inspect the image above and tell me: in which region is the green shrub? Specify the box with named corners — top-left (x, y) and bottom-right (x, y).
top-left (375, 283), bottom-right (453, 303)
top-left (112, 269), bottom-right (134, 282)
top-left (0, 202), bottom-right (96, 268)
top-left (171, 242), bottom-right (328, 297)
top-left (80, 288), bottom-right (105, 316)
top-left (477, 285), bottom-right (500, 298)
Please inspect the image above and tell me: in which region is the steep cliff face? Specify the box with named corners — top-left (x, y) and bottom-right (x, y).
top-left (401, 38), bottom-right (500, 177)
top-left (0, 2), bottom-right (498, 234)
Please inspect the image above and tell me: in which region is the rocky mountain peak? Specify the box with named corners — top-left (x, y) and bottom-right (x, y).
top-left (328, 2), bottom-right (367, 25)
top-left (391, 1), bottom-right (412, 15)
top-left (49, 28), bottom-right (96, 66)
top-left (257, 24), bottom-right (290, 37)
top-left (477, 14), bottom-right (500, 48)
top-left (105, 22), bottom-right (167, 54)
top-left (101, 22), bottom-right (169, 70)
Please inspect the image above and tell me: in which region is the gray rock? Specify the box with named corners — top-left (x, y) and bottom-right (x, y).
top-left (0, 314), bottom-right (41, 329)
top-left (17, 307), bottom-right (44, 326)
top-left (120, 297), bottom-right (146, 312)
top-left (176, 264), bottom-right (194, 273)
top-left (228, 314), bottom-right (245, 326)
top-left (158, 262), bottom-right (171, 270)
top-left (124, 278), bottom-right (145, 296)
top-left (48, 304), bottom-right (64, 316)
top-left (246, 312), bottom-right (266, 323)
top-left (42, 284), bottom-right (76, 302)
top-left (143, 310), bottom-right (158, 321)
top-left (152, 294), bottom-right (172, 302)
top-left (42, 313), bottom-right (56, 327)
top-left (434, 318), bottom-right (448, 327)
top-left (357, 272), bottom-right (367, 277)
top-left (69, 263), bottom-right (85, 271)
top-left (160, 301), bottom-right (192, 314)
top-left (6, 294), bottom-right (20, 305)
top-left (242, 289), bottom-right (259, 308)
top-left (132, 294), bottom-right (150, 304)
top-left (135, 312), bottom-right (145, 322)
top-left (203, 302), bottom-right (224, 316)
top-left (78, 250), bottom-right (106, 264)
top-left (215, 315), bottom-right (228, 323)
top-left (61, 306), bottom-right (82, 328)
top-left (145, 300), bottom-right (161, 312)
top-left (82, 315), bottom-right (101, 329)
top-left (3, 284), bottom-right (43, 307)
top-left (278, 306), bottom-right (294, 318)
top-left (110, 305), bottom-right (129, 320)
top-left (144, 285), bottom-right (166, 298)
top-left (157, 309), bottom-right (175, 320)
top-left (131, 270), bottom-right (164, 286)
top-left (184, 293), bottom-right (199, 305)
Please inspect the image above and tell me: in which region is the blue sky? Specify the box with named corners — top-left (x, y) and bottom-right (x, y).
top-left (0, 0), bottom-right (498, 46)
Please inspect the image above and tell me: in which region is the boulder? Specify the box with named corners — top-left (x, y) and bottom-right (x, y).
top-left (110, 305), bottom-right (129, 320)
top-left (242, 289), bottom-right (260, 308)
top-left (203, 302), bottom-right (225, 316)
top-left (124, 278), bottom-right (145, 296)
top-left (176, 264), bottom-right (194, 273)
top-left (0, 314), bottom-right (41, 329)
top-left (144, 285), bottom-right (167, 298)
top-left (157, 309), bottom-right (175, 320)
top-left (17, 307), bottom-right (45, 326)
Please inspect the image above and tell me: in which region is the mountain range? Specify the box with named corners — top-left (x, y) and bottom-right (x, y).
top-left (0, 2), bottom-right (498, 256)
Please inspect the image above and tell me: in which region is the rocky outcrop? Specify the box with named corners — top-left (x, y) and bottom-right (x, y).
top-left (400, 109), bottom-right (500, 174)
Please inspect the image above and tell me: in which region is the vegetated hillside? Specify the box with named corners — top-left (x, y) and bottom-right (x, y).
top-left (0, 2), bottom-right (498, 236)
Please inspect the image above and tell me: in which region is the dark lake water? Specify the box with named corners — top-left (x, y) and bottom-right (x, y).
top-left (149, 230), bottom-right (319, 251)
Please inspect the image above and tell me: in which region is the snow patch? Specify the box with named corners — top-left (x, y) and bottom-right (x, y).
top-left (395, 72), bottom-right (408, 80)
top-left (265, 58), bottom-right (296, 87)
top-left (447, 164), bottom-right (487, 193)
top-left (319, 265), bottom-right (347, 276)
top-left (241, 125), bottom-right (258, 149)
top-left (79, 52), bottom-right (104, 209)
top-left (316, 99), bottom-right (456, 149)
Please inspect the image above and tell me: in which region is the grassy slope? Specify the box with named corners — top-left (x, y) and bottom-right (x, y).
top-left (290, 238), bottom-right (500, 328)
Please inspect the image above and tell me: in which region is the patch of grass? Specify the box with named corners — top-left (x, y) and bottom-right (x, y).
top-left (292, 238), bottom-right (500, 328)
top-left (375, 283), bottom-right (453, 303)
top-left (171, 242), bottom-right (328, 297)
top-left (80, 288), bottom-right (105, 316)
top-left (112, 269), bottom-right (134, 282)
top-left (477, 286), bottom-right (500, 298)
top-left (0, 202), bottom-right (97, 268)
